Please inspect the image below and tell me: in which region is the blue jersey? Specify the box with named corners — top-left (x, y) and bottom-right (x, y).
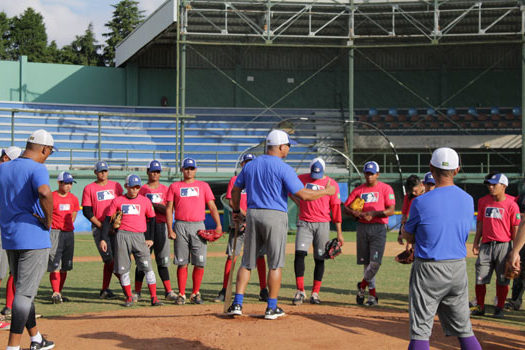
top-left (234, 154), bottom-right (304, 212)
top-left (404, 185), bottom-right (473, 261)
top-left (0, 158), bottom-right (51, 250)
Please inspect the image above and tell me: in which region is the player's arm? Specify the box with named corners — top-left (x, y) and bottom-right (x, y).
top-left (99, 216), bottom-right (112, 252)
top-left (145, 216), bottom-right (156, 248)
top-left (512, 225), bottom-right (518, 241)
top-left (207, 200), bottom-right (223, 234)
top-left (509, 219), bottom-right (525, 270)
top-left (361, 204), bottom-right (395, 221)
top-left (294, 180), bottom-right (335, 201)
top-left (38, 184), bottom-right (53, 229)
top-left (400, 225), bottom-right (415, 244)
top-left (153, 203), bottom-right (166, 215)
top-left (289, 193), bottom-right (301, 207)
top-left (472, 221), bottom-right (483, 256)
top-left (166, 200), bottom-right (176, 240)
top-left (330, 198), bottom-right (344, 245)
top-left (83, 206), bottom-right (102, 229)
top-left (71, 211), bottom-right (78, 224)
top-left (231, 185), bottom-right (244, 223)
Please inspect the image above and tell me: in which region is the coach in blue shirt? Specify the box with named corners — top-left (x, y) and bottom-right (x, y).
top-left (226, 129), bottom-right (335, 320)
top-left (0, 129), bottom-right (56, 350)
top-left (402, 147), bottom-right (481, 350)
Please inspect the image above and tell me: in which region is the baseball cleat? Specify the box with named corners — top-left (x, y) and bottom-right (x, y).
top-left (470, 305), bottom-right (485, 316)
top-left (226, 303), bottom-right (243, 316)
top-left (504, 300), bottom-right (520, 311)
top-left (132, 292), bottom-right (141, 303)
top-left (176, 293), bottom-right (186, 305)
top-left (123, 298), bottom-right (134, 307)
top-left (310, 292), bottom-right (321, 305)
top-left (30, 335), bottom-right (55, 350)
top-left (259, 288), bottom-right (269, 302)
top-left (1, 307), bottom-right (11, 319)
top-left (190, 292), bottom-right (203, 304)
top-left (292, 290), bottom-right (306, 305)
top-left (99, 289), bottom-right (117, 299)
top-left (151, 298), bottom-right (164, 307)
top-left (492, 307), bottom-right (504, 319)
top-left (51, 292), bottom-right (62, 304)
top-left (366, 296), bottom-right (378, 306)
top-left (165, 290), bottom-right (178, 301)
top-left (214, 288), bottom-right (226, 303)
top-left (264, 306), bottom-right (285, 320)
top-left (356, 282), bottom-right (365, 305)
top-left (0, 321), bottom-right (10, 331)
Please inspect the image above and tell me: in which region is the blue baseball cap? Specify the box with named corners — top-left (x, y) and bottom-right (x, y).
top-left (57, 171), bottom-right (76, 184)
top-left (242, 153), bottom-right (255, 163)
top-left (126, 174), bottom-right (142, 187)
top-left (310, 157), bottom-right (325, 180)
top-left (148, 160), bottom-right (162, 172)
top-left (485, 173), bottom-right (508, 186)
top-left (182, 157), bottom-right (197, 169)
top-left (423, 172), bottom-right (435, 185)
top-left (95, 161), bottom-right (109, 172)
top-left (363, 161), bottom-right (379, 174)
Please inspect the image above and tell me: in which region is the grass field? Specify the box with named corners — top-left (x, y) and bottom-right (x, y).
top-left (8, 232), bottom-right (523, 331)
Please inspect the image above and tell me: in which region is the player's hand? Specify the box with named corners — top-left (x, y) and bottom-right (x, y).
top-left (509, 250), bottom-right (521, 271)
top-left (33, 213), bottom-right (49, 230)
top-left (337, 233), bottom-right (344, 246)
top-left (168, 230), bottom-right (177, 240)
top-left (215, 226), bottom-right (223, 235)
top-left (325, 180), bottom-right (336, 196)
top-left (406, 242), bottom-right (412, 251)
top-left (100, 240), bottom-right (107, 253)
top-left (360, 212), bottom-right (373, 222)
top-left (397, 231), bottom-right (404, 245)
top-left (145, 240), bottom-right (154, 248)
top-left (233, 212), bottom-right (245, 224)
top-left (472, 242), bottom-right (480, 256)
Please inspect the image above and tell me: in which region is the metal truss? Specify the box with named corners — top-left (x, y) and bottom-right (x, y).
top-left (179, 0), bottom-right (524, 47)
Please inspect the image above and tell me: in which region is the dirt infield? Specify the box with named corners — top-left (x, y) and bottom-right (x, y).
top-left (1, 303), bottom-right (522, 349)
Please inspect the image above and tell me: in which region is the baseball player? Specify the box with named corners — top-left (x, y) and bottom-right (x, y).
top-left (0, 130), bottom-right (57, 350)
top-left (291, 157), bottom-right (343, 305)
top-left (215, 153), bottom-right (268, 303)
top-left (422, 172), bottom-right (435, 193)
top-left (344, 161), bottom-right (395, 306)
top-left (397, 175), bottom-right (424, 246)
top-left (505, 190), bottom-right (525, 311)
top-left (133, 160), bottom-right (177, 302)
top-left (166, 158), bottom-right (223, 305)
top-left (0, 147), bottom-right (21, 329)
top-left (226, 130), bottom-right (335, 320)
top-left (48, 172), bottom-right (80, 304)
top-left (470, 173), bottom-right (520, 319)
top-left (82, 161), bottom-right (123, 299)
top-left (100, 174), bottom-right (162, 307)
top-left (402, 147), bottom-right (481, 350)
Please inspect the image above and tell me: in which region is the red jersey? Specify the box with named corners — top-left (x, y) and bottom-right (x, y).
top-left (51, 191), bottom-right (80, 231)
top-left (344, 181), bottom-right (395, 224)
top-left (225, 176), bottom-right (247, 212)
top-left (139, 183), bottom-right (169, 223)
top-left (477, 194), bottom-right (520, 243)
top-left (402, 195), bottom-right (414, 217)
top-left (106, 194), bottom-right (155, 233)
top-left (166, 180), bottom-right (215, 222)
top-left (297, 174), bottom-right (342, 223)
top-left (82, 181), bottom-right (123, 222)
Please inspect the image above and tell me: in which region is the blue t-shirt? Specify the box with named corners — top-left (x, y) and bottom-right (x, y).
top-left (0, 158), bottom-right (51, 249)
top-left (404, 185), bottom-right (473, 261)
top-left (234, 154), bottom-right (304, 212)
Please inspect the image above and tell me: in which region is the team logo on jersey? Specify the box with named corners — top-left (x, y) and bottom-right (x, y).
top-left (180, 187), bottom-right (199, 197)
top-left (485, 207), bottom-right (504, 219)
top-left (121, 204), bottom-right (141, 215)
top-left (146, 193), bottom-right (163, 203)
top-left (96, 190), bottom-right (115, 201)
top-left (361, 192), bottom-right (379, 203)
top-left (241, 189), bottom-right (247, 194)
top-left (517, 213), bottom-right (521, 220)
top-left (59, 204), bottom-right (71, 211)
top-left (306, 183), bottom-right (325, 191)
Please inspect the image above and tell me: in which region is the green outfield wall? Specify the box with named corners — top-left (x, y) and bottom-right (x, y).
top-left (0, 56), bottom-right (519, 108)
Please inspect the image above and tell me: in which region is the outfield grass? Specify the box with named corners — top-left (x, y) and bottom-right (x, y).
top-left (5, 232), bottom-right (522, 330)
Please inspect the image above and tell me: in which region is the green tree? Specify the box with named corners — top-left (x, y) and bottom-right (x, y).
top-left (0, 12), bottom-right (10, 60)
top-left (103, 0), bottom-right (144, 66)
top-left (8, 7), bottom-right (49, 62)
top-left (60, 23), bottom-right (103, 66)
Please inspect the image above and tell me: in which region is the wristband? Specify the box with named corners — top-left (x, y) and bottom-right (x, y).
top-left (232, 209), bottom-right (240, 214)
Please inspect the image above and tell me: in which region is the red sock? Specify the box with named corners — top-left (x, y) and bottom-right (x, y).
top-left (147, 283), bottom-right (158, 301)
top-left (475, 284), bottom-right (486, 308)
top-left (135, 281), bottom-right (143, 294)
top-left (123, 284), bottom-right (132, 299)
top-left (222, 258), bottom-right (233, 289)
top-left (369, 288), bottom-right (377, 297)
top-left (6, 275), bottom-right (14, 309)
top-left (256, 256), bottom-right (267, 289)
top-left (59, 271), bottom-right (67, 292)
top-left (496, 284), bottom-right (509, 309)
top-left (312, 280), bottom-right (322, 294)
top-left (177, 266), bottom-right (188, 295)
top-left (360, 278), bottom-right (369, 289)
top-left (49, 272), bottom-right (60, 293)
top-left (296, 276), bottom-right (305, 291)
top-left (192, 267), bottom-right (204, 294)
top-left (102, 261), bottom-right (113, 290)
top-left (162, 279), bottom-right (172, 293)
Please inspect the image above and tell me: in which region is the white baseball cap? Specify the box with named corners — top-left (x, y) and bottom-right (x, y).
top-left (485, 173), bottom-right (508, 186)
top-left (27, 129), bottom-right (58, 152)
top-left (430, 147), bottom-right (459, 170)
top-left (1, 146), bottom-right (22, 160)
top-left (266, 129), bottom-right (297, 146)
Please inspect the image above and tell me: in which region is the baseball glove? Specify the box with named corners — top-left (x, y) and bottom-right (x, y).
top-left (322, 238), bottom-right (342, 259)
top-left (349, 197), bottom-right (365, 212)
top-left (395, 248), bottom-right (414, 264)
top-left (504, 259), bottom-right (521, 279)
top-left (111, 210), bottom-right (122, 230)
top-left (197, 229), bottom-right (223, 242)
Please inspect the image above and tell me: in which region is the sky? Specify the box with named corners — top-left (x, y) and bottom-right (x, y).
top-left (1, 0), bottom-right (166, 47)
